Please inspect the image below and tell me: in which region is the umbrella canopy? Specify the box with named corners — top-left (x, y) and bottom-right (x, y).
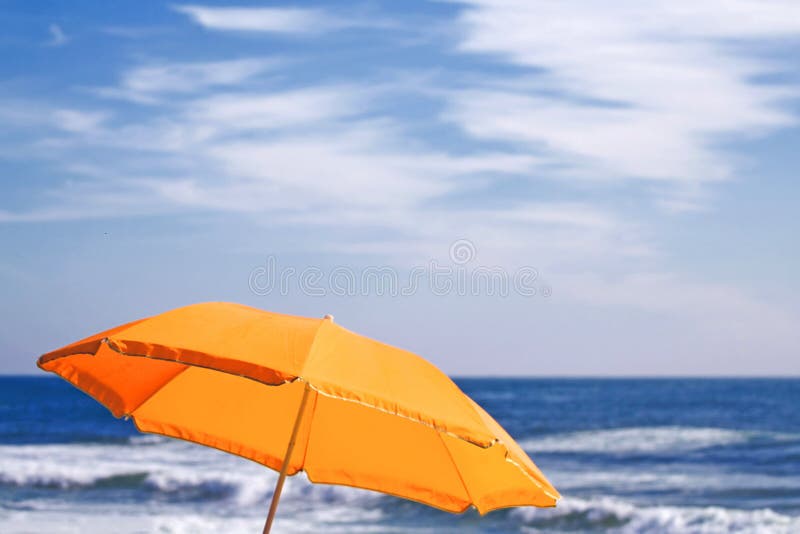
top-left (37, 302), bottom-right (559, 531)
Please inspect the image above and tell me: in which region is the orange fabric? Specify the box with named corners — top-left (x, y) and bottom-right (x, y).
top-left (37, 302), bottom-right (559, 513)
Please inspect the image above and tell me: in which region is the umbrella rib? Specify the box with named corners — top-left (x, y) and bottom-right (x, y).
top-left (124, 365), bottom-right (190, 418)
top-left (99, 339), bottom-right (296, 388)
top-left (98, 337), bottom-right (496, 449)
top-left (503, 454), bottom-right (561, 503)
top-left (36, 303), bottom-right (562, 517)
top-left (304, 381), bottom-right (498, 449)
top-left (437, 431), bottom-right (476, 511)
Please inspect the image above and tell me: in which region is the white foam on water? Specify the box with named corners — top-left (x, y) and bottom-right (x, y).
top-left (547, 466), bottom-right (800, 495)
top-left (0, 440), bottom-right (242, 488)
top-left (4, 492), bottom-right (799, 533)
top-left (1, 492), bottom-right (393, 533)
top-left (0, 503), bottom-right (263, 534)
top-left (0, 441), bottom-right (385, 511)
top-left (519, 426), bottom-right (761, 454)
top-left (4, 439), bottom-right (800, 533)
top-left (0, 508), bottom-right (410, 534)
top-left (513, 496), bottom-right (800, 534)
top-left (0, 440), bottom-right (392, 533)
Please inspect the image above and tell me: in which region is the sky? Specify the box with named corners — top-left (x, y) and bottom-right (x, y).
top-left (0, 0), bottom-right (798, 376)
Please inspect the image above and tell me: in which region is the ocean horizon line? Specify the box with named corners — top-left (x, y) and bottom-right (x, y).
top-left (4, 373), bottom-right (798, 380)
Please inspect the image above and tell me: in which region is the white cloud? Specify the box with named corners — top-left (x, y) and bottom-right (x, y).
top-left (185, 86), bottom-right (370, 130)
top-left (1, 2), bottom-right (798, 374)
top-left (53, 109), bottom-right (108, 133)
top-left (124, 59), bottom-right (275, 94)
top-left (447, 0), bottom-right (800, 197)
top-left (174, 5), bottom-right (343, 34)
top-left (45, 24), bottom-right (69, 47)
top-left (499, 203), bottom-right (620, 230)
top-left (96, 58), bottom-right (278, 103)
top-left (1, 82), bottom-right (542, 233)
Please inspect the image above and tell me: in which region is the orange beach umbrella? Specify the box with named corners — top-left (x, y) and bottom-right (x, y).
top-left (37, 302), bottom-right (559, 532)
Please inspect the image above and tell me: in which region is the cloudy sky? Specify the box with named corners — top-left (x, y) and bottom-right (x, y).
top-left (1, 1), bottom-right (798, 375)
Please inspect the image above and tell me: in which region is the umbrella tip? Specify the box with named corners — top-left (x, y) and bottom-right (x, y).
top-left (323, 314), bottom-right (334, 322)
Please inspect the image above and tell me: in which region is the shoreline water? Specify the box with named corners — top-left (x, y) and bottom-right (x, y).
top-left (2, 377), bottom-right (798, 533)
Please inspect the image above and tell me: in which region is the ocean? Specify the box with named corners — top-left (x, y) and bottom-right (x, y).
top-left (1, 377), bottom-right (798, 533)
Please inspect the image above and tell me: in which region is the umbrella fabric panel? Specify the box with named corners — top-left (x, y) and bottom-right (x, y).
top-left (303, 319), bottom-right (497, 448)
top-left (38, 317), bottom-right (148, 365)
top-left (442, 433), bottom-right (558, 513)
top-left (40, 342), bottom-right (187, 418)
top-left (105, 303), bottom-right (320, 385)
top-left (133, 366), bottom-right (315, 475)
top-left (42, 303), bottom-right (500, 448)
top-left (303, 386), bottom-right (473, 513)
top-left (35, 302), bottom-right (560, 517)
top-left (466, 398), bottom-right (559, 502)
top-left (39, 343), bottom-right (556, 512)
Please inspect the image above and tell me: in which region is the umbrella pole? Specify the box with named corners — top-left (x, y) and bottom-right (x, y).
top-left (263, 382), bottom-right (312, 534)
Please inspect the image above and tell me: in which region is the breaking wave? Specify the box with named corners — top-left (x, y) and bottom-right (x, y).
top-left (512, 496), bottom-right (800, 534)
top-left (3, 429), bottom-right (799, 532)
top-left (519, 426), bottom-right (794, 455)
top-left (0, 440), bottom-right (381, 509)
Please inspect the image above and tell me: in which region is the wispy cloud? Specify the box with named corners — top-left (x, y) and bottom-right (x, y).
top-left (447, 0), bottom-right (800, 209)
top-left (44, 24), bottom-right (69, 47)
top-left (53, 109), bottom-right (109, 133)
top-left (184, 85), bottom-right (371, 129)
top-left (0, 82), bottom-right (543, 235)
top-left (174, 5), bottom-right (346, 34)
top-left (8, 2), bottom-right (800, 233)
top-left (2, 1), bottom-right (799, 374)
top-left (95, 58), bottom-right (278, 103)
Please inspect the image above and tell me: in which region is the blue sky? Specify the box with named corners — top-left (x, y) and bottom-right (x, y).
top-left (1, 1), bottom-right (798, 375)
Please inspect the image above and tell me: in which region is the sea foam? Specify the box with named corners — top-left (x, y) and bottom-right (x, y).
top-left (518, 426), bottom-right (787, 455)
top-left (512, 496), bottom-right (800, 534)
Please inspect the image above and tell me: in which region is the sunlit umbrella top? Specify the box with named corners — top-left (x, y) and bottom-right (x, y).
top-left (38, 302), bottom-right (559, 519)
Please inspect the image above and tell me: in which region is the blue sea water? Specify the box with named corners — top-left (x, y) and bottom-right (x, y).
top-left (1, 377), bottom-right (799, 533)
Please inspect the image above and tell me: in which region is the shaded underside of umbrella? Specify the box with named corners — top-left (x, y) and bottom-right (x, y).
top-left (37, 302), bottom-right (559, 531)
